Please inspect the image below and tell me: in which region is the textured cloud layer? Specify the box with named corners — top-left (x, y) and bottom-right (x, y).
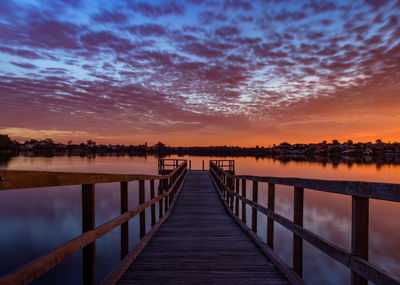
top-left (1, 0), bottom-right (399, 145)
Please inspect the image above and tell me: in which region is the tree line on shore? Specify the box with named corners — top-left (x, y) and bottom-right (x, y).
top-left (1, 134), bottom-right (400, 160)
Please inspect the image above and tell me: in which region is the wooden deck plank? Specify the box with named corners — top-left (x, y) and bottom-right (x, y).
top-left (117, 171), bottom-right (289, 285)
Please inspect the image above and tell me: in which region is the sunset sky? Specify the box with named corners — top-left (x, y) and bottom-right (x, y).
top-left (0, 0), bottom-right (399, 146)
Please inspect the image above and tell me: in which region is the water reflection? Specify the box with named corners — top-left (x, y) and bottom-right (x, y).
top-left (0, 155), bottom-right (399, 284)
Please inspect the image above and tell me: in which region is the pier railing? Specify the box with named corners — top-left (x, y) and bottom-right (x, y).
top-left (209, 159), bottom-right (235, 174)
top-left (209, 161), bottom-right (400, 285)
top-left (158, 158), bottom-right (188, 174)
top-left (0, 161), bottom-right (187, 285)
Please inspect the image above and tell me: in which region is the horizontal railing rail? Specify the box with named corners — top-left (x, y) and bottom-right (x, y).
top-left (0, 170), bottom-right (166, 191)
top-left (0, 161), bottom-right (188, 285)
top-left (209, 161), bottom-right (400, 285)
top-left (232, 174), bottom-right (400, 203)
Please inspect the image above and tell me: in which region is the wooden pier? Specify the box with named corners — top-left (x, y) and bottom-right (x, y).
top-left (117, 171), bottom-right (289, 284)
top-left (1, 159), bottom-right (400, 285)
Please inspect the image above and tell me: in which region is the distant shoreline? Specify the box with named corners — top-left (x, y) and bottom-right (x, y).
top-left (2, 135), bottom-right (400, 165)
top-left (3, 151), bottom-right (400, 167)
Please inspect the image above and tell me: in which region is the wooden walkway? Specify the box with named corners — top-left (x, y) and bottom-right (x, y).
top-left (118, 171), bottom-right (289, 285)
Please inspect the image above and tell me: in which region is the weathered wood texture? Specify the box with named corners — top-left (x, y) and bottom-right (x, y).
top-left (293, 186), bottom-right (304, 277)
top-left (0, 170), bottom-right (164, 191)
top-left (117, 171), bottom-right (289, 285)
top-left (351, 196), bottom-right (369, 285)
top-left (82, 183), bottom-right (95, 285)
top-left (210, 162), bottom-right (400, 285)
top-left (267, 183), bottom-right (275, 249)
top-left (233, 174), bottom-right (400, 202)
top-left (120, 182), bottom-right (129, 260)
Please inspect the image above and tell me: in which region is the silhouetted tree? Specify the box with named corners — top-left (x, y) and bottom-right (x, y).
top-left (0, 134), bottom-right (13, 150)
top-left (155, 141), bottom-right (166, 155)
top-left (332, 139), bottom-right (339, 145)
top-left (67, 141), bottom-right (73, 154)
top-left (279, 142), bottom-right (291, 147)
top-left (156, 141), bottom-right (165, 148)
top-left (44, 138), bottom-right (54, 145)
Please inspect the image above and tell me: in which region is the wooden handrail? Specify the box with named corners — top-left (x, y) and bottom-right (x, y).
top-left (0, 170), bottom-right (168, 191)
top-left (209, 161), bottom-right (400, 285)
top-left (225, 173), bottom-right (400, 202)
top-left (0, 162), bottom-right (188, 285)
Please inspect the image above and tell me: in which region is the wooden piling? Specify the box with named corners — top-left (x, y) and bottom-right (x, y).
top-left (120, 182), bottom-right (128, 259)
top-left (82, 183), bottom-right (95, 285)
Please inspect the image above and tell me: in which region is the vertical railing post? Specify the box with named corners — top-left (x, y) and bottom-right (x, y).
top-left (189, 160), bottom-right (191, 170)
top-left (267, 183), bottom-right (275, 249)
top-left (158, 179), bottom-right (163, 219)
top-left (225, 175), bottom-right (228, 201)
top-left (150, 180), bottom-right (156, 227)
top-left (139, 180), bottom-right (145, 239)
top-left (82, 183), bottom-right (95, 285)
top-left (224, 174), bottom-right (228, 201)
top-left (220, 169), bottom-right (224, 194)
top-left (202, 160), bottom-right (204, 170)
top-left (293, 186), bottom-right (304, 277)
top-left (120, 182), bottom-right (128, 260)
top-left (252, 180), bottom-right (258, 233)
top-left (165, 178), bottom-right (169, 212)
top-left (225, 174), bottom-right (228, 202)
top-left (171, 174), bottom-right (175, 202)
top-left (235, 178), bottom-right (239, 216)
top-left (221, 173), bottom-right (225, 197)
top-left (229, 176), bottom-right (234, 210)
top-left (170, 174), bottom-right (174, 201)
top-left (241, 179), bottom-right (246, 223)
top-left (227, 176), bottom-right (231, 208)
top-left (351, 196), bottom-right (369, 285)
top-left (168, 173), bottom-right (174, 201)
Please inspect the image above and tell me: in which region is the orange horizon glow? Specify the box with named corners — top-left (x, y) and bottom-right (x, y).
top-left (2, 126), bottom-right (400, 147)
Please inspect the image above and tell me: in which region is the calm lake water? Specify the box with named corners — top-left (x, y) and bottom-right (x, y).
top-left (1, 155), bottom-right (399, 284)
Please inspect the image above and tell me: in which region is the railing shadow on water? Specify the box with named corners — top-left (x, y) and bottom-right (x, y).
top-left (209, 160), bottom-right (400, 285)
top-left (0, 161), bottom-right (188, 285)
